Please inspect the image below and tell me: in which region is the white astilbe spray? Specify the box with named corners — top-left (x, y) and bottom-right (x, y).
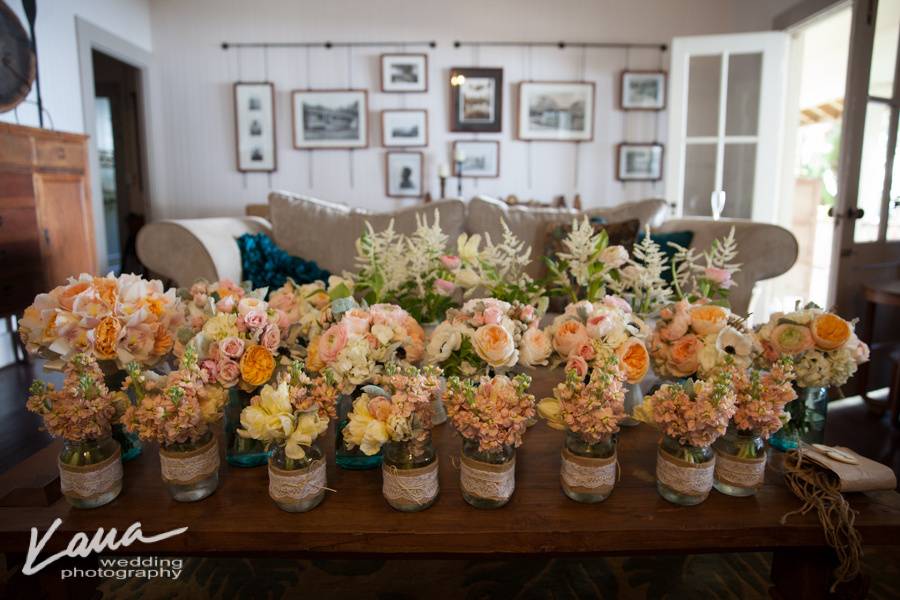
top-left (406, 212), bottom-right (448, 297)
top-left (351, 219), bottom-right (408, 301)
top-left (669, 226), bottom-right (741, 304)
top-left (481, 220), bottom-right (533, 288)
top-left (546, 216), bottom-right (624, 302)
top-left (611, 226), bottom-right (672, 316)
top-left (556, 217), bottom-right (599, 287)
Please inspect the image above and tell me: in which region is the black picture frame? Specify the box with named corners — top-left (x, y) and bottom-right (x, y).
top-left (449, 67), bottom-right (503, 133)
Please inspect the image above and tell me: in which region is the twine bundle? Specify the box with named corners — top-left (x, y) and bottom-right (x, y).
top-left (780, 450), bottom-right (862, 592)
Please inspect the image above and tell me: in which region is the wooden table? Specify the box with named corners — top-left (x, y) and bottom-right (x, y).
top-left (2, 423), bottom-right (900, 598)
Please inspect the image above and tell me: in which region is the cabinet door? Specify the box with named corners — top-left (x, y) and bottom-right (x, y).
top-left (33, 172), bottom-right (96, 287)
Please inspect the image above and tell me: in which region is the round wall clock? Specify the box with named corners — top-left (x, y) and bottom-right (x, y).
top-left (0, 2), bottom-right (36, 113)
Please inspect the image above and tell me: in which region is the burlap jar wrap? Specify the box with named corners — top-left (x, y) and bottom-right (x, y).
top-left (59, 446), bottom-right (123, 501)
top-left (560, 447), bottom-right (617, 497)
top-left (159, 436), bottom-right (219, 485)
top-left (382, 461), bottom-right (439, 509)
top-left (714, 450), bottom-right (766, 489)
top-left (460, 454), bottom-right (515, 502)
top-left (656, 449), bottom-right (715, 498)
top-left (269, 459), bottom-right (327, 504)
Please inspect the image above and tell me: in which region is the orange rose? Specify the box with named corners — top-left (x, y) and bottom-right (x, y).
top-left (58, 281), bottom-right (90, 311)
top-left (690, 305), bottom-right (728, 336)
top-left (811, 313), bottom-right (851, 350)
top-left (616, 338), bottom-right (650, 384)
top-left (93, 316), bottom-right (122, 359)
top-left (239, 344), bottom-right (276, 386)
top-left (92, 277), bottom-right (119, 308)
top-left (305, 336), bottom-right (324, 372)
top-left (152, 325), bottom-right (174, 356)
top-left (666, 334), bottom-right (702, 378)
top-left (401, 316), bottom-right (425, 363)
top-left (552, 320), bottom-right (590, 357)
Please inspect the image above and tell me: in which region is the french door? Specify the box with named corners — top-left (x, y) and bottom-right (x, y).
top-left (831, 0), bottom-right (900, 316)
top-left (667, 32), bottom-right (790, 222)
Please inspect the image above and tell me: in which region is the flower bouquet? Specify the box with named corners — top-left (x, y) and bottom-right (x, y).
top-left (445, 373), bottom-right (535, 508)
top-left (634, 369), bottom-right (736, 505)
top-left (343, 365), bottom-right (442, 511)
top-left (180, 278), bottom-right (252, 335)
top-left (27, 353), bottom-right (127, 509)
top-left (267, 275), bottom-right (356, 354)
top-left (238, 361), bottom-right (337, 512)
top-left (755, 303), bottom-right (869, 449)
top-left (425, 298), bottom-right (551, 377)
top-left (537, 356), bottom-right (626, 502)
top-left (122, 348), bottom-right (226, 502)
top-left (19, 273), bottom-right (185, 461)
top-left (713, 360), bottom-right (796, 496)
top-left (309, 303), bottom-right (426, 469)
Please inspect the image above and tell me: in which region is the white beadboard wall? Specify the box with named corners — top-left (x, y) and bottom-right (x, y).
top-left (148, 0), bottom-right (790, 219)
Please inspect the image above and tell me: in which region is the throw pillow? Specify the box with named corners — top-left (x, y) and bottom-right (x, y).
top-left (236, 232), bottom-right (330, 291)
top-left (636, 230), bottom-right (694, 282)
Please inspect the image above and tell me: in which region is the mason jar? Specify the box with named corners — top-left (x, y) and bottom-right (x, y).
top-left (561, 431), bottom-right (617, 503)
top-left (58, 436), bottom-right (123, 509)
top-left (335, 392), bottom-right (383, 470)
top-left (224, 388), bottom-right (269, 467)
top-left (382, 433), bottom-right (439, 512)
top-left (713, 426), bottom-right (766, 497)
top-left (268, 443), bottom-right (327, 512)
top-left (459, 439), bottom-right (516, 509)
top-left (159, 431), bottom-right (220, 502)
top-left (656, 435), bottom-right (715, 506)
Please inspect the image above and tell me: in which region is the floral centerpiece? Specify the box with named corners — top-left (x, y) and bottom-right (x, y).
top-left (267, 276), bottom-right (355, 354)
top-left (609, 228), bottom-right (673, 318)
top-left (544, 217), bottom-right (629, 303)
top-left (634, 369), bottom-right (737, 505)
top-left (237, 361), bottom-right (337, 512)
top-left (343, 365), bottom-right (442, 511)
top-left (668, 226), bottom-right (740, 306)
top-left (122, 347), bottom-right (226, 501)
top-left (445, 373), bottom-right (535, 508)
top-left (425, 298), bottom-right (551, 377)
top-left (755, 303), bottom-right (869, 448)
top-left (180, 278), bottom-right (252, 335)
top-left (537, 356), bottom-right (626, 502)
top-left (27, 353), bottom-right (127, 509)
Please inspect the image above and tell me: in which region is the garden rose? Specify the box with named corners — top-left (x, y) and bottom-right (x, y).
top-left (769, 323), bottom-right (814, 355)
top-left (342, 308), bottom-right (371, 336)
top-left (667, 334), bottom-right (702, 377)
top-left (603, 294), bottom-right (631, 313)
top-left (553, 320), bottom-right (590, 357)
top-left (811, 313), bottom-right (851, 350)
top-left (305, 336), bottom-right (325, 372)
top-left (615, 338), bottom-right (650, 384)
top-left (566, 355), bottom-right (589, 378)
top-left (585, 313), bottom-right (614, 339)
top-left (219, 336), bottom-right (245, 359)
top-left (237, 297), bottom-right (267, 316)
top-left (318, 323), bottom-right (349, 363)
top-left (704, 267), bottom-right (734, 288)
top-left (519, 327), bottom-right (552, 367)
top-left (239, 345), bottom-right (276, 387)
top-left (260, 324), bottom-right (281, 353)
top-left (242, 309), bottom-right (268, 332)
top-left (483, 306), bottom-right (503, 325)
top-left (401, 316), bottom-right (426, 363)
top-left (472, 324), bottom-right (518, 368)
top-left (92, 316), bottom-right (122, 360)
top-left (58, 281), bottom-right (90, 311)
top-left (217, 359), bottom-right (241, 386)
top-left (690, 305), bottom-right (728, 336)
top-left (434, 278), bottom-right (456, 296)
top-left (574, 340), bottom-right (596, 361)
top-left (216, 295), bottom-right (237, 313)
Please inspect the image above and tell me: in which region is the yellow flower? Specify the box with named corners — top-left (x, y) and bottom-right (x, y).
top-left (93, 316), bottom-right (122, 360)
top-left (238, 382), bottom-right (292, 442)
top-left (285, 411), bottom-right (329, 460)
top-left (811, 313), bottom-right (851, 350)
top-left (537, 398), bottom-right (566, 430)
top-left (457, 233), bottom-right (482, 263)
top-left (240, 345), bottom-right (275, 387)
top-left (202, 313), bottom-right (239, 341)
top-left (344, 396), bottom-right (389, 455)
top-left (306, 336), bottom-right (324, 372)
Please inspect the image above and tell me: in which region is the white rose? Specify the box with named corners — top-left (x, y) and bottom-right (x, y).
top-left (519, 327), bottom-right (552, 367)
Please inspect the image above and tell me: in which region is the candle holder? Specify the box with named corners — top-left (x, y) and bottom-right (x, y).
top-left (456, 160), bottom-right (463, 197)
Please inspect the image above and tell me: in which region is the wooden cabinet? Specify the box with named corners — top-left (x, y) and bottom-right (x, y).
top-left (0, 123), bottom-right (96, 316)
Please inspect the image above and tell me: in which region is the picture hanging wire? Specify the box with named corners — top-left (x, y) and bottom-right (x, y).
top-left (347, 45), bottom-right (355, 190)
top-left (264, 45), bottom-right (272, 189)
top-left (304, 46), bottom-right (314, 189)
top-left (524, 44), bottom-right (534, 190)
top-left (236, 46), bottom-right (247, 190)
top-left (400, 42), bottom-right (408, 109)
top-left (574, 44), bottom-right (588, 190)
top-left (621, 46), bottom-right (630, 186)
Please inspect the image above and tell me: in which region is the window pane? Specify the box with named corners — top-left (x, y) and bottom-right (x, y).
top-left (683, 144), bottom-right (716, 216)
top-left (726, 53), bottom-right (762, 136)
top-left (687, 55), bottom-right (721, 137)
top-left (869, 0), bottom-right (900, 98)
top-left (854, 102), bottom-right (891, 243)
top-left (888, 121), bottom-right (900, 241)
top-left (722, 143), bottom-right (757, 218)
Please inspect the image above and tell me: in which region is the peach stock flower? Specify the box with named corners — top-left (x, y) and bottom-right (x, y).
top-left (472, 323), bottom-right (518, 368)
top-left (239, 344), bottom-right (276, 386)
top-left (616, 338), bottom-right (650, 384)
top-left (811, 313), bottom-right (851, 350)
top-left (689, 305), bottom-right (728, 336)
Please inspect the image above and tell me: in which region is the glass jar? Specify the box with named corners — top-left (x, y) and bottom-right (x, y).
top-left (430, 377), bottom-right (448, 426)
top-left (335, 392), bottom-right (382, 470)
top-left (619, 383), bottom-right (643, 427)
top-left (225, 387), bottom-right (269, 467)
top-left (102, 368), bottom-right (142, 462)
top-left (268, 443), bottom-right (327, 512)
top-left (561, 431), bottom-right (617, 503)
top-left (769, 386), bottom-right (828, 451)
top-left (656, 435), bottom-right (715, 506)
top-left (159, 432), bottom-right (220, 502)
top-left (382, 433), bottom-right (439, 512)
top-left (713, 426), bottom-right (766, 497)
top-left (58, 436), bottom-right (122, 509)
top-left (460, 438), bottom-right (516, 509)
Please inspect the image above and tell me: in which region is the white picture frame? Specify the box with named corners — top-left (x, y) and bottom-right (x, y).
top-left (453, 140), bottom-right (500, 178)
top-left (381, 54), bottom-right (428, 93)
top-left (291, 89), bottom-right (368, 149)
top-left (381, 109), bottom-right (428, 147)
top-left (234, 82), bottom-right (276, 172)
top-left (517, 81), bottom-right (595, 142)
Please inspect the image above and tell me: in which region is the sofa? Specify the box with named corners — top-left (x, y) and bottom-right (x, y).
top-left (137, 192), bottom-right (799, 316)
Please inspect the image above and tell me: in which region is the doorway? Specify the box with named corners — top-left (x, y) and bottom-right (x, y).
top-left (92, 50), bottom-right (146, 275)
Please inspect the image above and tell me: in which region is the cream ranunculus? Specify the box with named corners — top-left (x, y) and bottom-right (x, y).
top-left (472, 324), bottom-right (518, 369)
top-left (519, 327), bottom-right (552, 367)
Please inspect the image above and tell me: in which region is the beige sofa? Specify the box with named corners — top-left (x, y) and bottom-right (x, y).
top-left (137, 192), bottom-right (798, 315)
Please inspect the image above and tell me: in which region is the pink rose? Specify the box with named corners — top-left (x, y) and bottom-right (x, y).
top-left (261, 324), bottom-right (281, 352)
top-left (705, 267), bottom-right (734, 289)
top-left (242, 309), bottom-right (268, 331)
top-left (586, 313), bottom-right (614, 339)
top-left (519, 304), bottom-right (536, 322)
top-left (552, 320), bottom-right (590, 357)
top-left (342, 308), bottom-right (371, 336)
top-left (666, 335), bottom-right (702, 378)
top-left (217, 359), bottom-right (241, 386)
top-left (566, 355), bottom-right (589, 378)
top-left (200, 359), bottom-right (218, 382)
top-left (219, 336), bottom-right (245, 359)
top-left (440, 255), bottom-right (461, 270)
top-left (483, 306), bottom-right (503, 325)
top-left (319, 323), bottom-right (348, 363)
top-left (574, 341), bottom-right (596, 361)
top-left (216, 296), bottom-right (236, 313)
top-left (603, 294), bottom-right (631, 313)
top-left (434, 278), bottom-right (456, 296)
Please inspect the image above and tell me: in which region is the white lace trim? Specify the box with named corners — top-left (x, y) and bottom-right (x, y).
top-left (460, 457), bottom-right (515, 502)
top-left (714, 451), bottom-right (766, 488)
top-left (59, 449), bottom-right (122, 500)
top-left (269, 460), bottom-right (327, 502)
top-left (160, 439), bottom-right (219, 485)
top-left (656, 451), bottom-right (715, 497)
top-left (561, 452), bottom-right (616, 492)
top-left (383, 461), bottom-right (439, 507)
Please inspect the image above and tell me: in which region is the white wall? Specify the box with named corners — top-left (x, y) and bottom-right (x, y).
top-left (0, 0), bottom-right (153, 132)
top-left (148, 0), bottom-right (788, 219)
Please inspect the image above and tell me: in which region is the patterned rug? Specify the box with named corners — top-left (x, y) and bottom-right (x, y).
top-left (91, 551), bottom-right (900, 599)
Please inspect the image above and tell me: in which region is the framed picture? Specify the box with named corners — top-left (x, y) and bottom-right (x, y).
top-left (233, 82), bottom-right (276, 172)
top-left (291, 89), bottom-right (368, 149)
top-left (617, 143), bottom-right (664, 181)
top-left (621, 71), bottom-right (666, 110)
top-left (517, 81), bottom-right (595, 142)
top-left (381, 53), bottom-right (428, 93)
top-left (449, 67), bottom-right (503, 132)
top-left (382, 109), bottom-right (428, 147)
top-left (385, 151), bottom-right (424, 198)
top-left (453, 140), bottom-right (500, 178)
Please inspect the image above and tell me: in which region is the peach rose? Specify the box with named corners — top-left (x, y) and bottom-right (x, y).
top-left (318, 323), bottom-right (348, 363)
top-left (574, 341), bottom-right (596, 361)
top-left (553, 320), bottom-right (590, 357)
top-left (519, 327), bottom-right (552, 367)
top-left (152, 326), bottom-right (174, 357)
top-left (689, 305), bottom-right (728, 336)
top-left (483, 306), bottom-right (503, 325)
top-left (58, 281), bottom-right (90, 311)
top-left (769, 323), bottom-right (814, 355)
top-left (217, 359), bottom-right (241, 387)
top-left (93, 316), bottom-right (122, 360)
top-left (92, 277), bottom-right (119, 308)
top-left (666, 334), bottom-right (702, 377)
top-left (472, 324), bottom-right (518, 369)
top-left (342, 308), bottom-right (371, 336)
top-left (219, 336), bottom-right (245, 359)
top-left (216, 295), bottom-right (237, 314)
top-left (260, 324), bottom-right (281, 353)
top-left (811, 313), bottom-right (851, 350)
top-left (401, 316), bottom-right (426, 363)
top-left (306, 336), bottom-right (325, 372)
top-left (239, 345), bottom-right (275, 387)
top-left (566, 355), bottom-right (589, 378)
top-left (615, 338), bottom-right (650, 384)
